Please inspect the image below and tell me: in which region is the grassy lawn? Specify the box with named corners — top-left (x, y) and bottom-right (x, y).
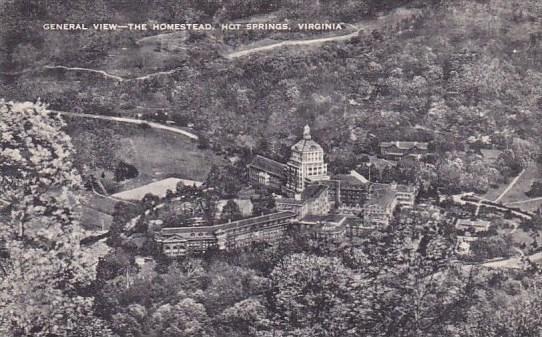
top-left (80, 206), bottom-right (113, 231)
top-left (67, 118), bottom-right (225, 193)
top-left (482, 183), bottom-right (509, 201)
top-left (481, 163), bottom-right (542, 208)
top-left (500, 163), bottom-right (542, 204)
top-left (509, 227), bottom-right (542, 255)
top-left (116, 127), bottom-right (222, 190)
top-left (506, 199), bottom-right (542, 213)
top-left (479, 149), bottom-right (505, 201)
top-left (99, 42), bottom-right (188, 78)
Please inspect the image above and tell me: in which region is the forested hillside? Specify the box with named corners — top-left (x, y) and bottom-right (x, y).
top-left (3, 0), bottom-right (541, 195)
top-left (2, 0), bottom-right (541, 154)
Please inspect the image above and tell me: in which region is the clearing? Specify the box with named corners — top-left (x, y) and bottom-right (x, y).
top-left (65, 118), bottom-right (225, 193)
top-left (500, 163), bottom-right (542, 212)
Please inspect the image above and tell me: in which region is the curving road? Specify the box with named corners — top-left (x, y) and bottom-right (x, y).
top-left (45, 65), bottom-right (184, 82)
top-left (45, 65), bottom-right (125, 81)
top-left (481, 251), bottom-right (542, 269)
top-left (27, 22), bottom-right (371, 82)
top-left (506, 196), bottom-right (542, 205)
top-left (225, 28), bottom-right (363, 59)
top-left (51, 110), bottom-right (199, 140)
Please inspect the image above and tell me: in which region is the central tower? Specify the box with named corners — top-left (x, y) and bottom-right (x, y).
top-left (285, 125), bottom-right (329, 196)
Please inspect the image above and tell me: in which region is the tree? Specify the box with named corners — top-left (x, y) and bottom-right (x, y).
top-left (253, 189), bottom-right (276, 216)
top-left (341, 218), bottom-right (473, 337)
top-left (269, 253), bottom-right (359, 337)
top-left (458, 273), bottom-right (542, 337)
top-left (0, 100), bottom-right (114, 337)
top-left (142, 193), bottom-right (160, 210)
top-left (149, 298), bottom-right (210, 337)
top-left (217, 298), bottom-right (270, 337)
top-left (527, 181), bottom-right (542, 197)
top-left (114, 160), bottom-right (139, 182)
top-left (205, 165), bottom-right (222, 190)
top-left (110, 304), bottom-right (147, 337)
top-left (70, 121), bottom-right (123, 172)
top-left (197, 135), bottom-right (210, 150)
top-left (469, 235), bottom-right (514, 261)
top-left (511, 137), bottom-right (538, 168)
top-left (205, 164), bottom-right (244, 197)
top-left (221, 200), bottom-right (242, 222)
top-left (96, 248), bottom-right (134, 281)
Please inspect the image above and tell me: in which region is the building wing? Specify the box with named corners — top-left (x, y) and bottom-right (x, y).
top-left (248, 155), bottom-right (286, 179)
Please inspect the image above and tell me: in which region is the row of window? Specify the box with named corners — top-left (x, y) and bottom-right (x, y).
top-left (306, 166), bottom-right (325, 176)
top-left (190, 232), bottom-right (210, 237)
top-left (227, 230), bottom-right (284, 248)
top-left (165, 245), bottom-right (186, 251)
top-left (303, 152), bottom-right (323, 161)
top-left (225, 222), bottom-right (285, 236)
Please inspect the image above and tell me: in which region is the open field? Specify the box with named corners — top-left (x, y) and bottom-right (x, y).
top-left (115, 128), bottom-right (221, 190)
top-left (79, 191), bottom-right (117, 231)
top-left (65, 118), bottom-right (225, 193)
top-left (483, 184), bottom-right (509, 202)
top-left (80, 206), bottom-right (113, 232)
top-left (480, 149), bottom-right (505, 201)
top-left (481, 162), bottom-right (542, 212)
top-left (505, 198), bottom-right (542, 213)
top-left (500, 163), bottom-right (542, 205)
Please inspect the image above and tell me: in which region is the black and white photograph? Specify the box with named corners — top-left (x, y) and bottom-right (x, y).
top-left (1, 0), bottom-right (542, 336)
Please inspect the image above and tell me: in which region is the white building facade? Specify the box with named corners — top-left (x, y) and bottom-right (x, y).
top-left (286, 125), bottom-right (329, 195)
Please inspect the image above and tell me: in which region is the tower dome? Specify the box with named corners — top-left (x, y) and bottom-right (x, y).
top-left (291, 125), bottom-right (323, 152)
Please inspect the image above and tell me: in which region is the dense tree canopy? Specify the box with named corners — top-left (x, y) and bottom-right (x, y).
top-left (0, 101), bottom-right (114, 337)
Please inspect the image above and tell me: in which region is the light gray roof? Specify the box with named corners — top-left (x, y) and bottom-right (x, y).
top-left (291, 138), bottom-right (323, 152)
top-left (380, 141), bottom-right (429, 150)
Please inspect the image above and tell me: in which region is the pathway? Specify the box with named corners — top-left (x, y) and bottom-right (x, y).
top-left (45, 65), bottom-right (125, 81)
top-left (494, 168), bottom-right (526, 203)
top-left (481, 251), bottom-right (542, 269)
top-left (506, 196), bottom-right (542, 206)
top-left (44, 65), bottom-right (184, 82)
top-left (225, 27), bottom-right (364, 59)
top-left (450, 193), bottom-right (532, 220)
top-left (51, 110), bottom-right (199, 140)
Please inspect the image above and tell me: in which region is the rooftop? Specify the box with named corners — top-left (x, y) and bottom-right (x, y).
top-left (291, 138), bottom-right (324, 153)
top-left (455, 219), bottom-right (491, 230)
top-left (302, 184), bottom-right (328, 201)
top-left (371, 182), bottom-right (416, 194)
top-left (275, 198), bottom-right (304, 206)
top-left (299, 215), bottom-right (347, 233)
top-left (160, 211), bottom-right (297, 236)
top-left (300, 214), bottom-right (347, 224)
top-left (216, 199), bottom-right (253, 215)
top-left (363, 156), bottom-right (397, 171)
top-left (333, 171), bottom-right (368, 186)
top-left (380, 141), bottom-right (429, 150)
top-left (480, 149), bottom-right (502, 161)
top-left (291, 125), bottom-right (324, 153)
top-left (366, 187), bottom-right (397, 209)
top-left (248, 155), bottom-right (286, 178)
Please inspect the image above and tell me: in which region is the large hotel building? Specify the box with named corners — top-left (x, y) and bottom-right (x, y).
top-left (285, 125), bottom-right (330, 195)
top-left (154, 125), bottom-right (418, 257)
